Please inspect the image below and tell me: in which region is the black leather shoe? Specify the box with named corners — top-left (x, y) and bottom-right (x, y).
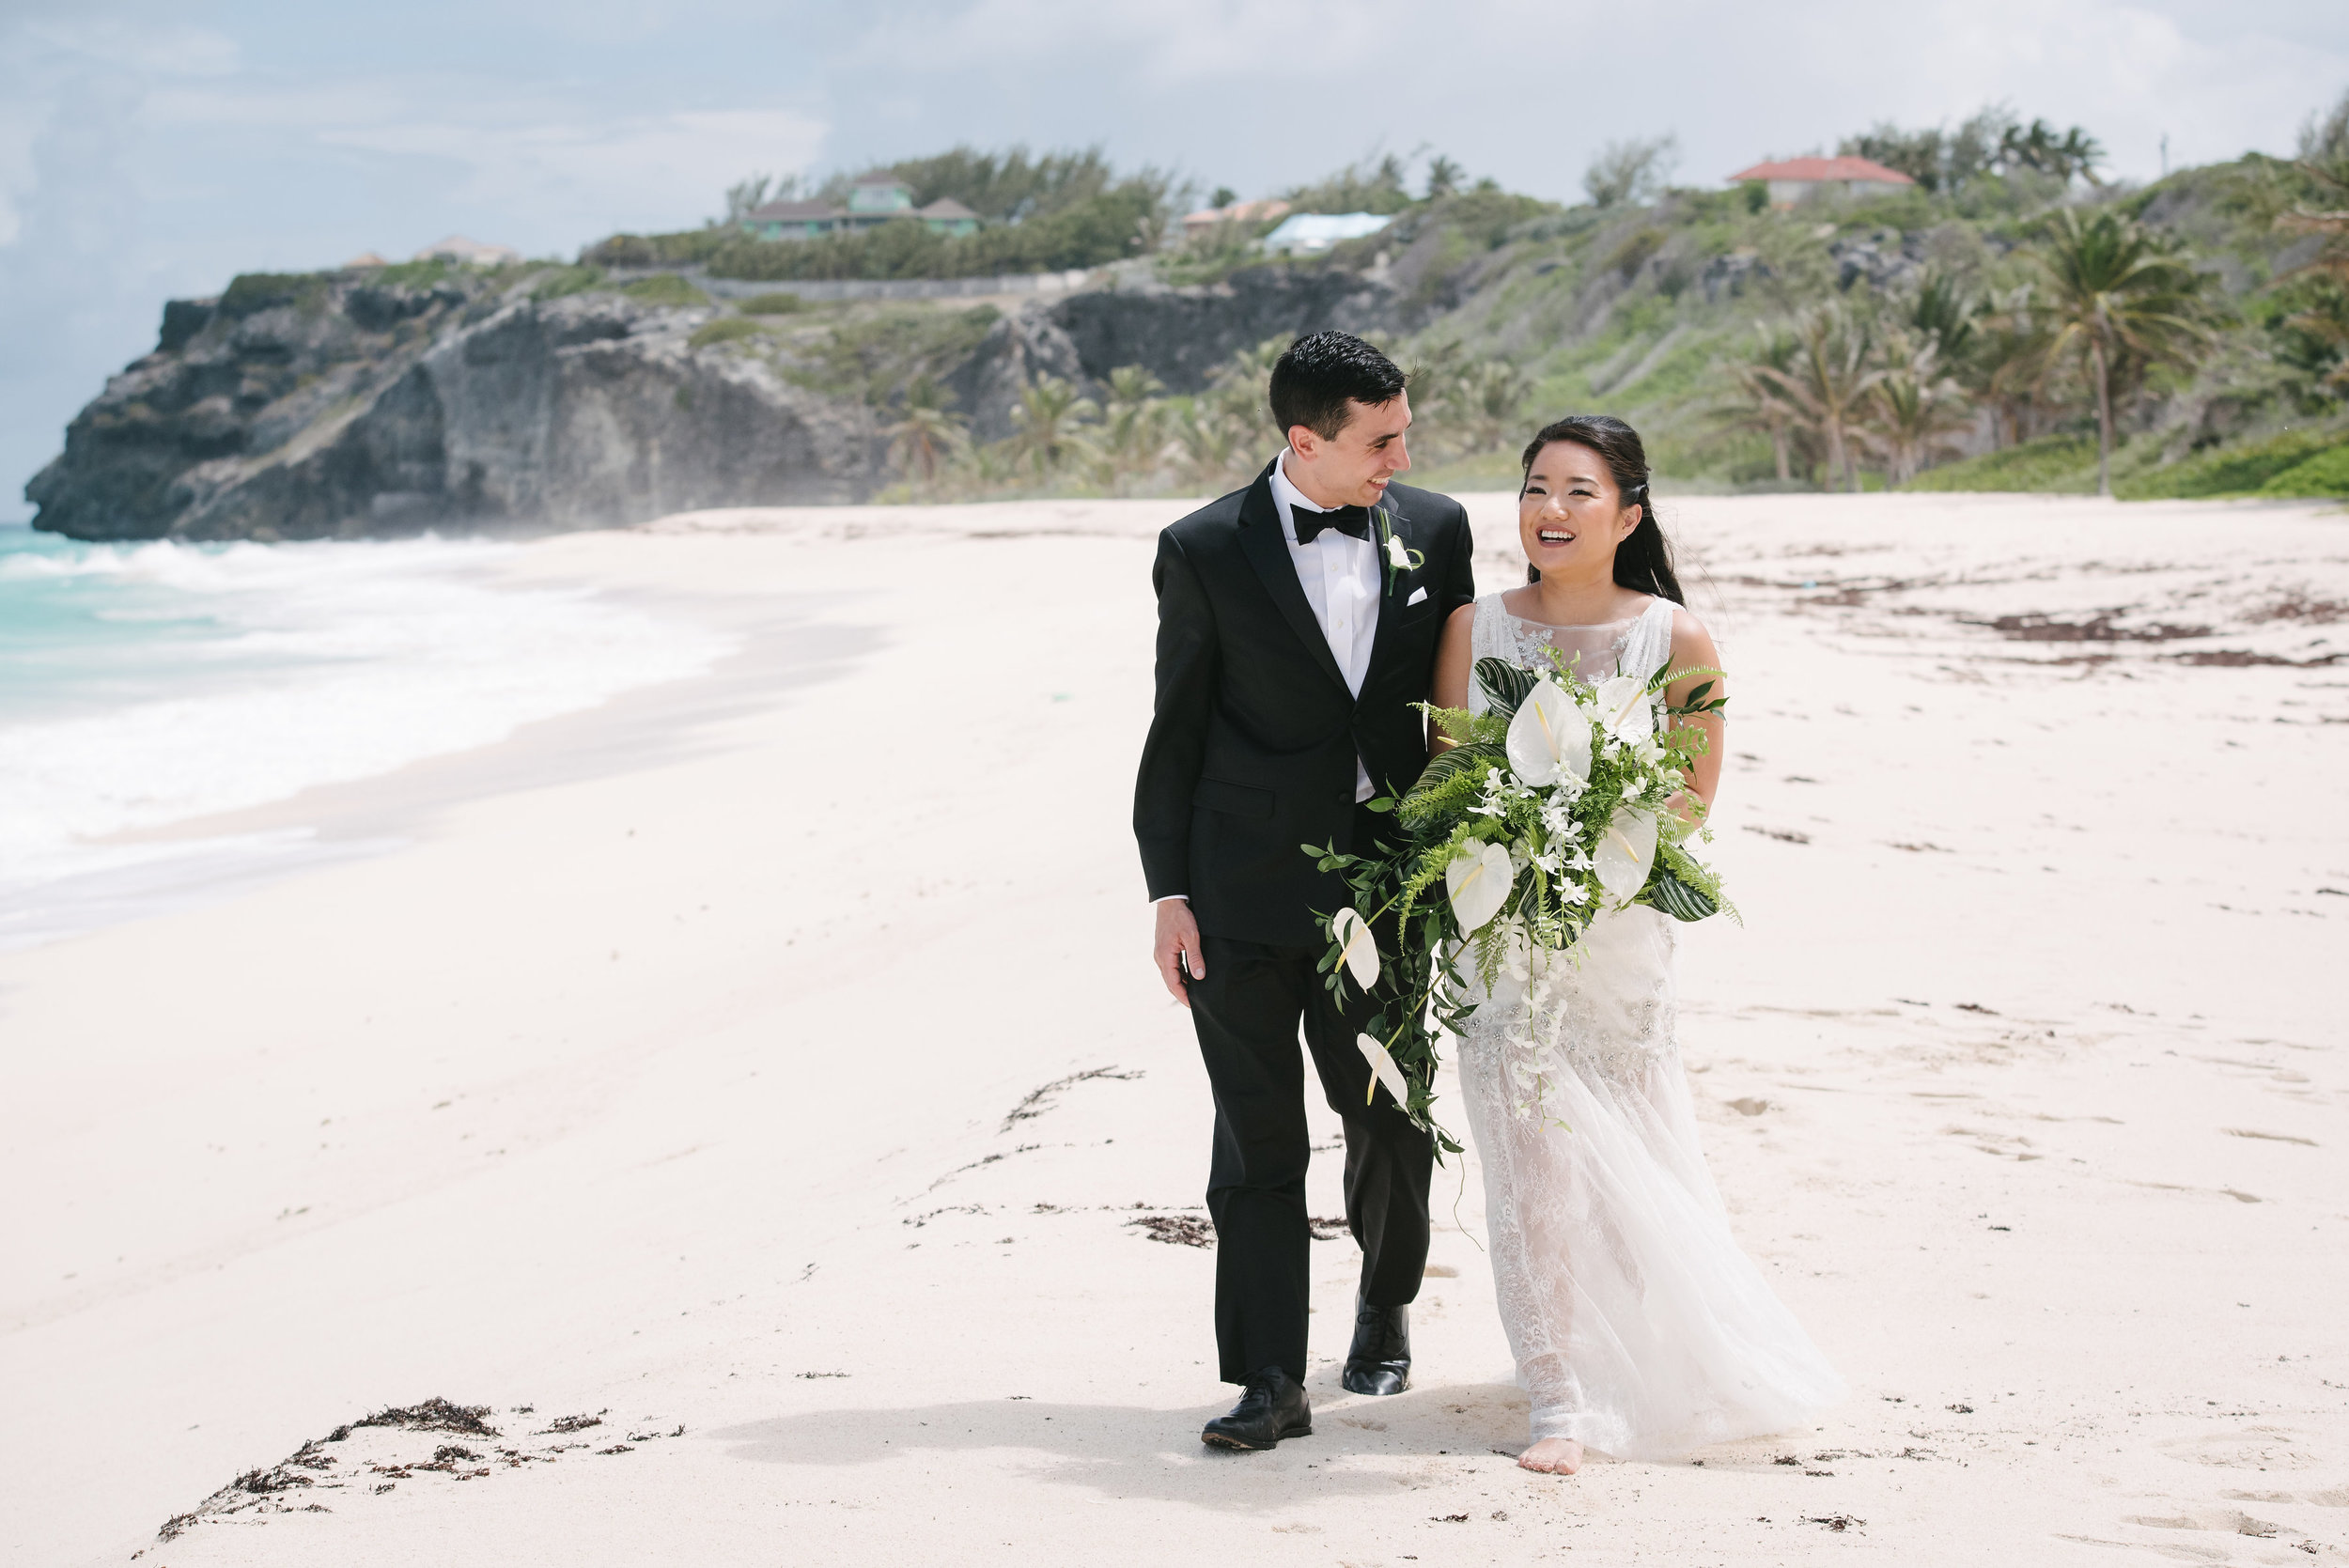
top-left (1341, 1296), bottom-right (1411, 1396)
top-left (1201, 1366), bottom-right (1313, 1451)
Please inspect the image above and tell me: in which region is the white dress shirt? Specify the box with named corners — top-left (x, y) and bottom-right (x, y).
top-left (1268, 451), bottom-right (1379, 804)
top-left (1152, 451), bottom-right (1384, 908)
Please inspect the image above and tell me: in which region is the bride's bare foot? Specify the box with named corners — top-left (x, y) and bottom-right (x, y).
top-left (1518, 1437), bottom-right (1582, 1474)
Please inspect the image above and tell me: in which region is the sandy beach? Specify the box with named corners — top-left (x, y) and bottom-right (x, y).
top-left (5, 489), bottom-right (2346, 1566)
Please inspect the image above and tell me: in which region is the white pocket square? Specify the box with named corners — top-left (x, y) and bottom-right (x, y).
top-left (1407, 585), bottom-right (1429, 606)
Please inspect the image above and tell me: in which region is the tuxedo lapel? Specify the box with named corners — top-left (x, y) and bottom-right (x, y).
top-left (1237, 460), bottom-right (1350, 695)
top-left (1363, 489), bottom-right (1420, 679)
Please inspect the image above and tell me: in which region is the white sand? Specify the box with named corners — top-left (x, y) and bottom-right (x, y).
top-left (5, 491), bottom-right (2345, 1566)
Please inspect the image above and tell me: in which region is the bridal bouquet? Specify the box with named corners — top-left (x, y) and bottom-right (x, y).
top-left (1306, 653), bottom-right (1732, 1147)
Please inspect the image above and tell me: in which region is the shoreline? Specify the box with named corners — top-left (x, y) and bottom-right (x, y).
top-left (0, 546), bottom-right (753, 955)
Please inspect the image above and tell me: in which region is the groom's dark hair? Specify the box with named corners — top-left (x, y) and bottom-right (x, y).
top-left (1269, 332), bottom-right (1408, 442)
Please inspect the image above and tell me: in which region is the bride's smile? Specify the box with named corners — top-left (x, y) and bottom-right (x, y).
top-left (1517, 448), bottom-right (1641, 590)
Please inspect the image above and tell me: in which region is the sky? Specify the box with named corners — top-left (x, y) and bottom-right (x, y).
top-left (4, 0), bottom-right (2346, 521)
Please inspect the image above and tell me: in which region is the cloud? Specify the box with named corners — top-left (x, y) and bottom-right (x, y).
top-left (126, 78), bottom-right (830, 249)
top-left (809, 0), bottom-right (2347, 195)
top-left (317, 107), bottom-right (830, 226)
top-left (0, 16), bottom-right (240, 246)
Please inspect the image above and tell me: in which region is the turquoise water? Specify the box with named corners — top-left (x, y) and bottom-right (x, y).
top-left (0, 521), bottom-right (730, 949)
top-left (0, 523), bottom-right (275, 723)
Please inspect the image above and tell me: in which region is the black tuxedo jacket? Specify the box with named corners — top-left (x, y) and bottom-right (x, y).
top-left (1134, 459), bottom-right (1478, 946)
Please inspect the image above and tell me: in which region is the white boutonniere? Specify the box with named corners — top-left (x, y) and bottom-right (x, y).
top-left (1372, 506), bottom-right (1424, 595)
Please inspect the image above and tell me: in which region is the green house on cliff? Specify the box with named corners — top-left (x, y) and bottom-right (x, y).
top-left (740, 179), bottom-right (980, 241)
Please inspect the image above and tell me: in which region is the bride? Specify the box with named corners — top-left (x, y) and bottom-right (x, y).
top-left (1428, 414), bottom-right (1843, 1474)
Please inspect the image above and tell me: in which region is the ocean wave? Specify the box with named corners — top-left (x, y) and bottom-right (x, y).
top-left (0, 533), bottom-right (734, 927)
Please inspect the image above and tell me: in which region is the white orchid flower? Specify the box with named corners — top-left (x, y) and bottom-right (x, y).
top-left (1330, 907), bottom-right (1379, 989)
top-left (1595, 807), bottom-right (1658, 908)
top-left (1357, 1032), bottom-right (1412, 1107)
top-left (1444, 840), bottom-right (1515, 934)
top-left (1469, 766), bottom-right (1511, 819)
top-left (1591, 675), bottom-right (1656, 744)
top-left (1504, 679), bottom-right (1591, 788)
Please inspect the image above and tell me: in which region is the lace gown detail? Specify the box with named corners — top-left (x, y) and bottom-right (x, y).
top-left (1455, 593), bottom-right (1843, 1457)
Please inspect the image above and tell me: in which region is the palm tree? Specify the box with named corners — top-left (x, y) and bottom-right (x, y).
top-left (2036, 208), bottom-right (2215, 495)
top-left (1448, 359), bottom-right (1535, 455)
top-left (1864, 344), bottom-right (1973, 484)
top-left (885, 374), bottom-right (969, 489)
top-left (1961, 286), bottom-right (2061, 448)
top-left (1213, 334), bottom-right (1293, 396)
top-left (2277, 90), bottom-right (2349, 396)
top-left (2000, 119), bottom-right (2106, 187)
top-left (1091, 365), bottom-right (1170, 493)
top-left (1172, 398), bottom-right (1251, 492)
top-left (1911, 272), bottom-right (1977, 368)
top-left (2053, 127), bottom-right (2108, 187)
top-left (1711, 324), bottom-right (1802, 483)
top-left (1006, 375), bottom-right (1098, 482)
top-left (1755, 304), bottom-right (1884, 492)
top-left (1402, 340), bottom-right (1468, 458)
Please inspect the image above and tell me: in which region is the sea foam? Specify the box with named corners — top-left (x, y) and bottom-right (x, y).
top-left (0, 532), bottom-right (732, 948)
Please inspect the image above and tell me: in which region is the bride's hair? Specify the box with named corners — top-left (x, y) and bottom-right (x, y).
top-left (1518, 414), bottom-right (1685, 605)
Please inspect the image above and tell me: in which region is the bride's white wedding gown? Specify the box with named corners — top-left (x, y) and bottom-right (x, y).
top-left (1454, 593), bottom-right (1843, 1459)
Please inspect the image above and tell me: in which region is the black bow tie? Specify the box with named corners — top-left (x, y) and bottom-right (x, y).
top-left (1294, 504), bottom-right (1370, 544)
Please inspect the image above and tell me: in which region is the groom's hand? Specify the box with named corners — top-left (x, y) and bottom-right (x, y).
top-left (1154, 898), bottom-right (1204, 1007)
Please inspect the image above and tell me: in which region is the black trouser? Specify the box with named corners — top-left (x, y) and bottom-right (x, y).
top-left (1188, 865), bottom-right (1435, 1384)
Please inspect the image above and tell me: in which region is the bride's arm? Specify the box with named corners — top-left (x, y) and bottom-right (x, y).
top-left (1428, 604), bottom-right (1478, 752)
top-left (1662, 608), bottom-right (1727, 817)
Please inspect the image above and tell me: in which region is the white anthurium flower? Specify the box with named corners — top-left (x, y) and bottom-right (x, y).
top-left (1330, 907), bottom-right (1379, 989)
top-left (1357, 1032), bottom-right (1412, 1107)
top-left (1445, 840), bottom-right (1515, 933)
top-left (1504, 679), bottom-right (1590, 788)
top-left (1595, 807), bottom-right (1658, 907)
top-left (1591, 675), bottom-right (1656, 743)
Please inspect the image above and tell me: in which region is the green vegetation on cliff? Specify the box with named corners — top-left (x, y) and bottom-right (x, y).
top-left (842, 98), bottom-right (2349, 504)
top-left (1359, 97), bottom-right (2349, 498)
top-left (587, 145), bottom-right (1176, 283)
top-left (42, 102), bottom-right (2349, 541)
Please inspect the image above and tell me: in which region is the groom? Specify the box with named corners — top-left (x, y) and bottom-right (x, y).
top-left (1134, 332), bottom-right (1476, 1450)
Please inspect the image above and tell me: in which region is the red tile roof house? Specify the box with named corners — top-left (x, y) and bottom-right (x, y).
top-left (1728, 156), bottom-right (1915, 210)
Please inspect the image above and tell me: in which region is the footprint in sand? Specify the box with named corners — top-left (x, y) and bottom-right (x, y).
top-left (2155, 1427), bottom-right (2324, 1471)
top-left (2123, 1508), bottom-right (2280, 1537)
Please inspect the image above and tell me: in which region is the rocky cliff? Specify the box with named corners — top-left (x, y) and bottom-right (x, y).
top-left (27, 264), bottom-right (1397, 541)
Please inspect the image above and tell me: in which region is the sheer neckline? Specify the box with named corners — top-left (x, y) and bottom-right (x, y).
top-left (1495, 593), bottom-right (1659, 632)
top-left (1506, 612), bottom-right (1637, 631)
